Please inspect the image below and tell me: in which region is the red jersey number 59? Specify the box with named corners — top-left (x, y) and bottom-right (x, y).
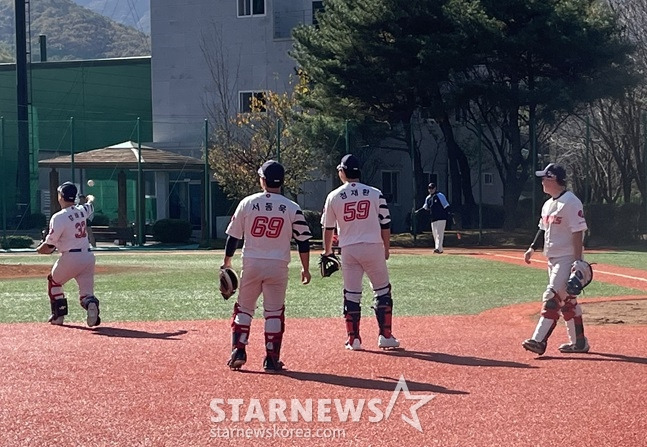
top-left (343, 200), bottom-right (370, 222)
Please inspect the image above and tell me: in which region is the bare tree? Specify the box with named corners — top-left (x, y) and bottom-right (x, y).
top-left (200, 22), bottom-right (241, 147)
top-left (566, 0), bottom-right (647, 211)
top-left (200, 25), bottom-right (315, 201)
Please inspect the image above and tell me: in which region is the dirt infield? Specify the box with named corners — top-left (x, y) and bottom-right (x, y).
top-left (1, 307), bottom-right (646, 446)
top-left (0, 249), bottom-right (646, 446)
top-left (0, 263), bottom-right (135, 279)
top-left (468, 249), bottom-right (647, 325)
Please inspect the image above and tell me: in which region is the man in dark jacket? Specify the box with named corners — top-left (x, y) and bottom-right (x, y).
top-left (416, 183), bottom-right (450, 253)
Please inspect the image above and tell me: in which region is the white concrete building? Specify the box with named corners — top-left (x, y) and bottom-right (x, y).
top-left (150, 0), bottom-right (502, 233)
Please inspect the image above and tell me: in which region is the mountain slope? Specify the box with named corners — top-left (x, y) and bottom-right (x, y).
top-left (72, 0), bottom-right (150, 34)
top-left (0, 0), bottom-right (150, 63)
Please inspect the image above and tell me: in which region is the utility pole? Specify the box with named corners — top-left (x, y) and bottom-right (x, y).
top-left (15, 0), bottom-right (31, 216)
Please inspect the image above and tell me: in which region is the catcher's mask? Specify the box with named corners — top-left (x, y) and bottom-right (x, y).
top-left (219, 268), bottom-right (239, 300)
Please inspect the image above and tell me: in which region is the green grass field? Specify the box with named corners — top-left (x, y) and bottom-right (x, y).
top-left (0, 250), bottom-right (644, 324)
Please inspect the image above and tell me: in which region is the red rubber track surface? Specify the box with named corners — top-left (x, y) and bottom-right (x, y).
top-left (1, 250), bottom-right (646, 446)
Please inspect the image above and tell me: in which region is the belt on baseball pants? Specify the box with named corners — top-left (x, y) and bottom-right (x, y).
top-left (68, 248), bottom-right (91, 253)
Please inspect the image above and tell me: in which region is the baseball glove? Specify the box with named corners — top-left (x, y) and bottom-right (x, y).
top-left (566, 260), bottom-right (594, 296)
top-left (219, 267), bottom-right (239, 300)
top-left (319, 253), bottom-right (341, 278)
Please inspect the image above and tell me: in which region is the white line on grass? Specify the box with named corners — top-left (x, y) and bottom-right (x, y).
top-left (490, 253), bottom-right (647, 283)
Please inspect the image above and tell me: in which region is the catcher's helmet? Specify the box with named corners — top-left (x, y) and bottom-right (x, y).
top-left (219, 267), bottom-right (239, 300)
top-left (57, 182), bottom-right (77, 202)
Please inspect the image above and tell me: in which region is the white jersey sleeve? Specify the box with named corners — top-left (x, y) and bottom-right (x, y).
top-left (321, 182), bottom-right (390, 247)
top-left (84, 202), bottom-right (95, 221)
top-left (225, 192), bottom-right (312, 262)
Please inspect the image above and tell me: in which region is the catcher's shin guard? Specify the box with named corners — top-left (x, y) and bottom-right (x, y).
top-left (231, 303), bottom-right (252, 349)
top-left (530, 289), bottom-right (563, 344)
top-left (49, 298), bottom-right (68, 319)
top-left (343, 296), bottom-right (361, 343)
top-left (264, 306), bottom-right (285, 362)
top-left (47, 274), bottom-right (65, 302)
top-left (540, 288), bottom-right (562, 320)
top-left (524, 316), bottom-right (558, 355)
top-left (562, 297), bottom-right (586, 347)
top-left (373, 285), bottom-right (393, 338)
top-left (47, 275), bottom-right (68, 323)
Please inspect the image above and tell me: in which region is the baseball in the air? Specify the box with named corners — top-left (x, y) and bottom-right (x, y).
top-left (87, 179), bottom-right (95, 187)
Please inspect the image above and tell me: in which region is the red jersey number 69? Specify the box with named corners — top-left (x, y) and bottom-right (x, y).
top-left (250, 216), bottom-right (284, 238)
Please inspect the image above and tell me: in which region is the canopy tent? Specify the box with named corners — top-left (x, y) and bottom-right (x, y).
top-left (39, 140), bottom-right (205, 170)
top-left (39, 141), bottom-right (207, 242)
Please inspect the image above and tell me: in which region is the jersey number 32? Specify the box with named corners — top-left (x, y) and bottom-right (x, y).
top-left (74, 221), bottom-right (88, 239)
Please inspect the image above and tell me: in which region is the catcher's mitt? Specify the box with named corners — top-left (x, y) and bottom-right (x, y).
top-left (219, 267), bottom-right (239, 300)
top-left (319, 253), bottom-right (341, 278)
top-left (566, 260), bottom-right (593, 296)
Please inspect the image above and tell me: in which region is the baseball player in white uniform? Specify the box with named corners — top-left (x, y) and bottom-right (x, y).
top-left (223, 160), bottom-right (312, 372)
top-left (522, 163), bottom-right (588, 355)
top-left (321, 154), bottom-right (400, 350)
top-left (36, 182), bottom-right (101, 327)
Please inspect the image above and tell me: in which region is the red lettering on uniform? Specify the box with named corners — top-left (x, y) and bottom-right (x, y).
top-left (250, 216), bottom-right (284, 238)
top-left (542, 216), bottom-right (562, 225)
top-left (74, 221), bottom-right (87, 239)
top-left (342, 200), bottom-right (370, 221)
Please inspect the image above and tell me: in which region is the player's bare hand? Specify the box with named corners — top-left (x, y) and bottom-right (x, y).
top-left (384, 248), bottom-right (390, 260)
top-left (524, 248), bottom-right (534, 264)
top-left (301, 269), bottom-right (311, 285)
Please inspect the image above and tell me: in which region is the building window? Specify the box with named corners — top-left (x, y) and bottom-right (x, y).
top-left (238, 0), bottom-right (265, 17)
top-left (312, 1), bottom-right (324, 26)
top-left (239, 91), bottom-right (267, 113)
top-left (483, 172), bottom-right (494, 186)
top-left (381, 171), bottom-right (399, 204)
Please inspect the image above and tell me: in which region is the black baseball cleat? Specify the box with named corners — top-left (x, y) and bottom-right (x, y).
top-left (48, 314), bottom-right (64, 325)
top-left (82, 296), bottom-right (101, 327)
top-left (558, 337), bottom-right (590, 353)
top-left (263, 356), bottom-right (285, 372)
top-left (522, 339), bottom-right (547, 355)
top-left (227, 348), bottom-right (247, 371)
